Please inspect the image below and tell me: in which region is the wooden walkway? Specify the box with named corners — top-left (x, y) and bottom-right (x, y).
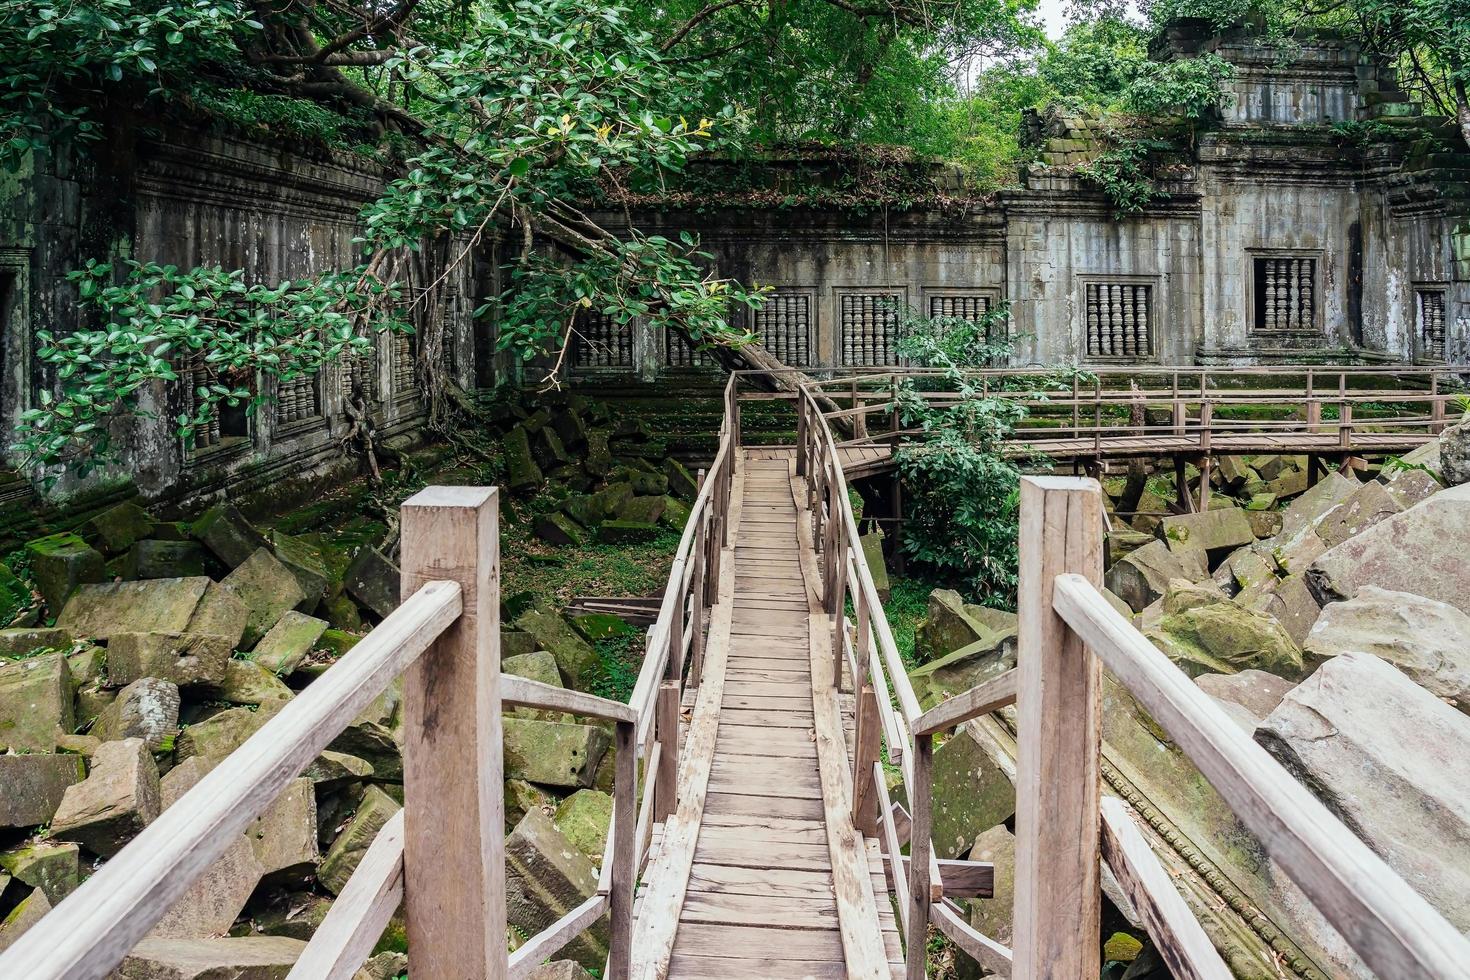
top-left (632, 449), bottom-right (903, 979)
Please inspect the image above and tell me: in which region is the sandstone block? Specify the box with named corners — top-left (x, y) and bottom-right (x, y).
top-left (504, 718), bottom-right (610, 789)
top-left (191, 503), bottom-right (267, 569)
top-left (1440, 420), bottom-right (1470, 486)
top-left (113, 937), bottom-right (306, 979)
top-left (57, 577), bottom-right (210, 640)
top-left (0, 842), bottom-right (80, 902)
top-left (85, 502), bottom-right (155, 555)
top-left (553, 789), bottom-right (612, 862)
top-left (344, 547), bottom-right (399, 621)
top-left (0, 755), bottom-right (84, 827)
top-left (0, 651), bottom-right (73, 752)
top-left (184, 582), bottom-right (251, 648)
top-left (251, 611), bottom-right (328, 675)
top-left (51, 738), bottom-right (161, 856)
top-left (1104, 540), bottom-right (1208, 613)
top-left (319, 784), bottom-right (400, 894)
top-left (1195, 669), bottom-right (1295, 721)
top-left (176, 702), bottom-right (285, 764)
top-left (929, 725), bottom-right (1015, 859)
top-left (107, 631), bottom-right (233, 689)
top-left (505, 808), bottom-right (608, 969)
top-left (1159, 508), bottom-right (1254, 558)
top-left (515, 606), bottom-right (600, 690)
top-left (249, 778), bottom-right (319, 883)
top-left (223, 549), bottom-right (308, 645)
top-left (92, 678), bottom-right (180, 750)
top-left (1315, 479), bottom-right (1402, 548)
top-left (25, 532), bottom-right (105, 613)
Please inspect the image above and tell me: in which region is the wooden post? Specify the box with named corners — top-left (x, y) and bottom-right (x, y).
top-left (852, 683), bottom-right (880, 836)
top-left (689, 533), bottom-right (706, 690)
top-left (796, 396), bottom-right (809, 477)
top-left (904, 733), bottom-right (935, 980)
top-left (830, 541), bottom-right (848, 690)
top-left (607, 719), bottom-right (637, 980)
top-left (1014, 476), bottom-right (1104, 979)
top-left (669, 578), bottom-right (686, 681)
top-left (1173, 456), bottom-right (1192, 514)
top-left (1306, 370), bottom-right (1319, 432)
top-left (654, 680), bottom-right (680, 822)
top-left (1339, 402), bottom-right (1353, 450)
top-left (1431, 373), bottom-right (1445, 434)
top-left (399, 486), bottom-right (506, 980)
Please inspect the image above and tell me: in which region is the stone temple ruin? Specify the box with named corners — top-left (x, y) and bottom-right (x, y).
top-left (3, 21), bottom-right (1469, 506)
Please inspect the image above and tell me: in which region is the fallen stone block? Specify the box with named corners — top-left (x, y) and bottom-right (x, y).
top-left (0, 626), bottom-right (71, 657)
top-left (916, 589), bottom-right (1014, 661)
top-left (327, 719), bottom-right (402, 781)
top-left (515, 606), bottom-right (600, 690)
top-left (1238, 573), bottom-right (1320, 648)
top-left (211, 659), bottom-right (294, 705)
top-left (113, 937), bottom-right (306, 979)
top-left (1256, 653), bottom-right (1470, 930)
top-left (504, 650), bottom-right (567, 721)
top-left (617, 495), bottom-right (666, 525)
top-left (0, 651), bottom-right (73, 752)
top-left (596, 519), bottom-right (658, 544)
top-left (535, 513), bottom-right (586, 547)
top-left (0, 887), bottom-right (51, 953)
top-left (184, 582), bottom-right (250, 649)
top-left (1315, 479), bottom-right (1402, 548)
top-left (505, 808), bottom-right (608, 969)
top-left (0, 842), bottom-right (80, 902)
top-left (269, 532), bottom-right (330, 611)
top-left (153, 758), bottom-right (263, 939)
top-left (191, 503), bottom-right (268, 569)
top-left (107, 631), bottom-right (233, 689)
top-left (1145, 598), bottom-right (1303, 678)
top-left (57, 577), bottom-right (211, 640)
top-left (1158, 508), bottom-right (1253, 559)
top-left (223, 549), bottom-right (308, 645)
top-left (505, 426), bottom-right (544, 492)
top-left (1441, 419), bottom-right (1470, 486)
top-left (908, 634), bottom-right (1015, 710)
top-left (121, 540), bottom-right (209, 580)
top-left (303, 750), bottom-right (374, 790)
top-left (1277, 472), bottom-right (1358, 541)
top-left (966, 824), bottom-right (1016, 950)
top-left (92, 677), bottom-right (180, 750)
top-left (25, 533), bottom-right (105, 612)
top-left (1104, 541), bottom-right (1209, 614)
top-left (249, 778), bottom-right (319, 884)
top-left (319, 784), bottom-right (401, 894)
top-left (85, 502), bottom-right (155, 556)
top-left (1382, 466), bottom-right (1442, 509)
top-left (930, 725), bottom-right (1015, 859)
top-left (1195, 669), bottom-right (1295, 722)
top-left (344, 547), bottom-right (399, 621)
top-left (0, 756), bottom-right (84, 828)
top-left (663, 458), bottom-right (698, 500)
top-left (584, 431), bottom-right (612, 478)
top-left (176, 702), bottom-right (286, 764)
top-left (51, 738), bottom-right (161, 857)
top-left (503, 718), bottom-right (609, 789)
top-left (1304, 586), bottom-right (1470, 711)
top-left (252, 611), bottom-right (328, 675)
top-left (554, 789), bottom-right (612, 862)
top-left (1307, 483), bottom-right (1470, 614)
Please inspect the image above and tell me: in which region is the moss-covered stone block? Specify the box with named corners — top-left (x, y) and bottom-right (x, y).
top-left (223, 549), bottom-right (309, 646)
top-left (191, 503), bottom-right (268, 569)
top-left (57, 577), bottom-right (211, 641)
top-left (553, 789), bottom-right (612, 862)
top-left (503, 718), bottom-right (609, 789)
top-left (535, 513), bottom-right (586, 547)
top-left (596, 520), bottom-right (658, 544)
top-left (85, 502), bottom-right (155, 556)
top-left (505, 426), bottom-right (544, 492)
top-left (0, 652), bottom-right (73, 753)
top-left (514, 607), bottom-right (600, 690)
top-left (319, 784), bottom-right (400, 894)
top-left (25, 533), bottom-right (105, 613)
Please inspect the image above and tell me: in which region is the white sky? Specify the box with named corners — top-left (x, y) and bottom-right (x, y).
top-left (1035, 0), bottom-right (1071, 38)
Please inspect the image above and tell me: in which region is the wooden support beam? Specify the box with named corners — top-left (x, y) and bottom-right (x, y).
top-left (607, 719), bottom-right (637, 980)
top-left (400, 486), bottom-right (505, 980)
top-left (1013, 476), bottom-right (1103, 978)
top-left (887, 855), bottom-right (996, 899)
top-left (852, 684), bottom-right (881, 836)
top-left (654, 680), bottom-right (680, 823)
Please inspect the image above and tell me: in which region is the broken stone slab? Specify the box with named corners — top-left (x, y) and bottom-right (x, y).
top-left (0, 626), bottom-right (71, 657)
top-left (908, 634), bottom-right (1016, 711)
top-left (554, 789), bottom-right (612, 863)
top-left (504, 650), bottom-right (567, 721)
top-left (0, 755), bottom-right (84, 827)
top-left (929, 724), bottom-right (1015, 860)
top-left (0, 651), bottom-right (73, 752)
top-left (1104, 541), bottom-right (1209, 614)
top-left (1246, 509), bottom-right (1282, 539)
top-left (1381, 466), bottom-right (1442, 509)
top-left (92, 677), bottom-right (181, 750)
top-left (595, 519), bottom-right (658, 544)
top-left (327, 720), bottom-right (402, 782)
top-left (344, 547), bottom-right (399, 621)
top-left (107, 631), bottom-right (234, 689)
top-left (658, 496), bottom-right (692, 529)
top-left (0, 562), bottom-right (32, 626)
top-left (617, 495), bottom-right (666, 525)
top-left (57, 577), bottom-right (210, 640)
top-left (1440, 419), bottom-right (1470, 486)
top-left (504, 426), bottom-right (544, 491)
top-left (1307, 483), bottom-right (1470, 614)
top-left (1195, 670), bottom-right (1295, 722)
top-left (210, 659), bottom-right (294, 705)
top-left (1315, 479), bottom-right (1402, 548)
top-left (663, 458), bottom-right (698, 499)
top-left (505, 807), bottom-right (608, 969)
top-left (319, 784), bottom-right (401, 894)
top-left (185, 582), bottom-right (250, 649)
top-left (51, 737), bottom-right (161, 857)
top-left (354, 951), bottom-right (410, 980)
top-left (503, 717), bottom-right (610, 789)
top-left (86, 501), bottom-right (155, 556)
top-left (1147, 599), bottom-right (1303, 679)
top-left (506, 778), bottom-right (557, 829)
top-left (535, 513), bottom-right (586, 547)
top-left (191, 503), bottom-right (268, 569)
top-left (1276, 471), bottom-right (1358, 542)
top-left (583, 430), bottom-right (612, 478)
top-left (515, 606), bottom-right (600, 690)
top-left (120, 540), bottom-right (209, 580)
top-left (0, 842), bottom-right (80, 902)
top-left (916, 590), bottom-right (1017, 662)
top-left (113, 936), bottom-right (307, 979)
top-left (861, 529), bottom-right (891, 601)
top-left (223, 549), bottom-right (308, 646)
top-left (153, 757), bottom-right (263, 939)
top-left (249, 778), bottom-right (319, 884)
top-left (1214, 547), bottom-right (1274, 594)
top-left (251, 611), bottom-right (328, 675)
top-left (613, 467), bottom-right (667, 497)
top-left (1256, 652), bottom-right (1470, 930)
top-left (0, 887), bottom-right (51, 953)
top-left (176, 701), bottom-right (286, 764)
top-left (1237, 573), bottom-right (1320, 648)
top-left (25, 532), bottom-right (105, 613)
top-left (303, 750), bottom-right (374, 790)
top-left (1303, 586), bottom-right (1470, 711)
top-left (269, 532), bottom-right (330, 611)
top-left (1158, 508), bottom-right (1253, 560)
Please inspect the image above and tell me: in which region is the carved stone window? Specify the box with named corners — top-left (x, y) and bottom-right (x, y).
top-left (340, 349), bottom-right (379, 405)
top-left (665, 327), bottom-right (714, 369)
top-left (275, 373), bottom-right (322, 426)
top-left (181, 357), bottom-right (250, 455)
top-left (573, 310), bottom-right (635, 370)
top-left (1252, 255), bottom-right (1318, 332)
top-left (1418, 288), bottom-right (1447, 361)
top-left (754, 292), bottom-right (814, 366)
top-left (1083, 282), bottom-right (1153, 360)
top-left (929, 293), bottom-right (992, 324)
top-left (839, 291), bottom-right (903, 366)
top-left (391, 332), bottom-right (417, 395)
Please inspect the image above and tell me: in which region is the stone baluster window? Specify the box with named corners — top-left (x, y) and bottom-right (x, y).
top-left (573, 310), bottom-right (635, 370)
top-left (753, 292), bottom-right (813, 366)
top-left (275, 373), bottom-right (321, 425)
top-left (180, 356), bottom-right (250, 455)
top-left (340, 350), bottom-right (379, 404)
top-left (840, 292), bottom-right (902, 366)
top-left (1253, 256), bottom-right (1317, 331)
top-left (1418, 288), bottom-right (1447, 361)
top-left (391, 331), bottom-right (417, 395)
top-left (1083, 283), bottom-right (1152, 359)
top-left (665, 327), bottom-right (714, 368)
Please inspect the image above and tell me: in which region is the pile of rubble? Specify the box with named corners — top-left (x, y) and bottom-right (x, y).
top-left (0, 487), bottom-right (642, 977)
top-left (907, 421), bottom-right (1470, 979)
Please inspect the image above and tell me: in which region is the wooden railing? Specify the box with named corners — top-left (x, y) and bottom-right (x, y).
top-left (796, 379), bottom-right (1470, 979)
top-left (0, 375), bottom-right (740, 980)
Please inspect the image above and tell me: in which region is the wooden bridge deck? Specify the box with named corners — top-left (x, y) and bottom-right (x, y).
top-left (632, 449), bottom-right (903, 979)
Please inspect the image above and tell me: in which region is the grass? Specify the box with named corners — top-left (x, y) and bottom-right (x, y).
top-left (882, 574), bottom-right (941, 670)
top-left (499, 522), bottom-right (682, 608)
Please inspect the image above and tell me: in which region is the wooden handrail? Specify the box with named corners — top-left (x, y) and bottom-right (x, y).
top-left (1051, 571), bottom-right (1470, 979)
top-left (0, 580), bottom-right (463, 980)
top-left (501, 674), bottom-right (638, 723)
top-left (911, 669), bottom-right (1017, 737)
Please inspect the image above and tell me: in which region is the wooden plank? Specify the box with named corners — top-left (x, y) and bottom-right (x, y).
top-left (501, 674), bottom-right (638, 724)
top-left (399, 486), bottom-right (506, 980)
top-left (912, 669), bottom-right (1017, 737)
top-left (931, 901), bottom-right (1014, 977)
top-left (506, 895), bottom-right (609, 980)
top-left (680, 891), bottom-right (838, 926)
top-left (674, 922), bottom-right (843, 960)
top-left (1053, 575), bottom-right (1470, 980)
top-left (700, 813), bottom-right (829, 843)
top-left (287, 810), bottom-right (405, 980)
top-left (694, 836), bottom-right (833, 871)
top-left (628, 459), bottom-right (742, 980)
top-left (703, 791), bottom-right (824, 820)
top-left (686, 862), bottom-right (835, 899)
top-left (887, 855), bottom-right (996, 899)
top-left (665, 953), bottom-right (847, 979)
top-left (718, 707), bottom-right (816, 728)
top-left (1012, 477), bottom-right (1104, 979)
top-left (0, 579), bottom-right (463, 980)
top-left (723, 680), bottom-right (811, 698)
top-left (720, 693), bottom-right (813, 711)
top-left (707, 773), bottom-right (822, 801)
top-left (1099, 798), bottom-right (1231, 980)
top-left (725, 655), bottom-right (816, 671)
top-left (607, 719), bottom-right (637, 977)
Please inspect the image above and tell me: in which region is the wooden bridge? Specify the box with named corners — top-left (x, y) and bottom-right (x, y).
top-left (5, 372), bottom-right (1470, 979)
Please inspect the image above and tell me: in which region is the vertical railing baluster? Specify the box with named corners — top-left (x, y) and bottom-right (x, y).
top-left (607, 718), bottom-right (637, 980)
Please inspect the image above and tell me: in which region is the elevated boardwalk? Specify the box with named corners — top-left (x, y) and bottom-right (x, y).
top-left (6, 369), bottom-right (1470, 980)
